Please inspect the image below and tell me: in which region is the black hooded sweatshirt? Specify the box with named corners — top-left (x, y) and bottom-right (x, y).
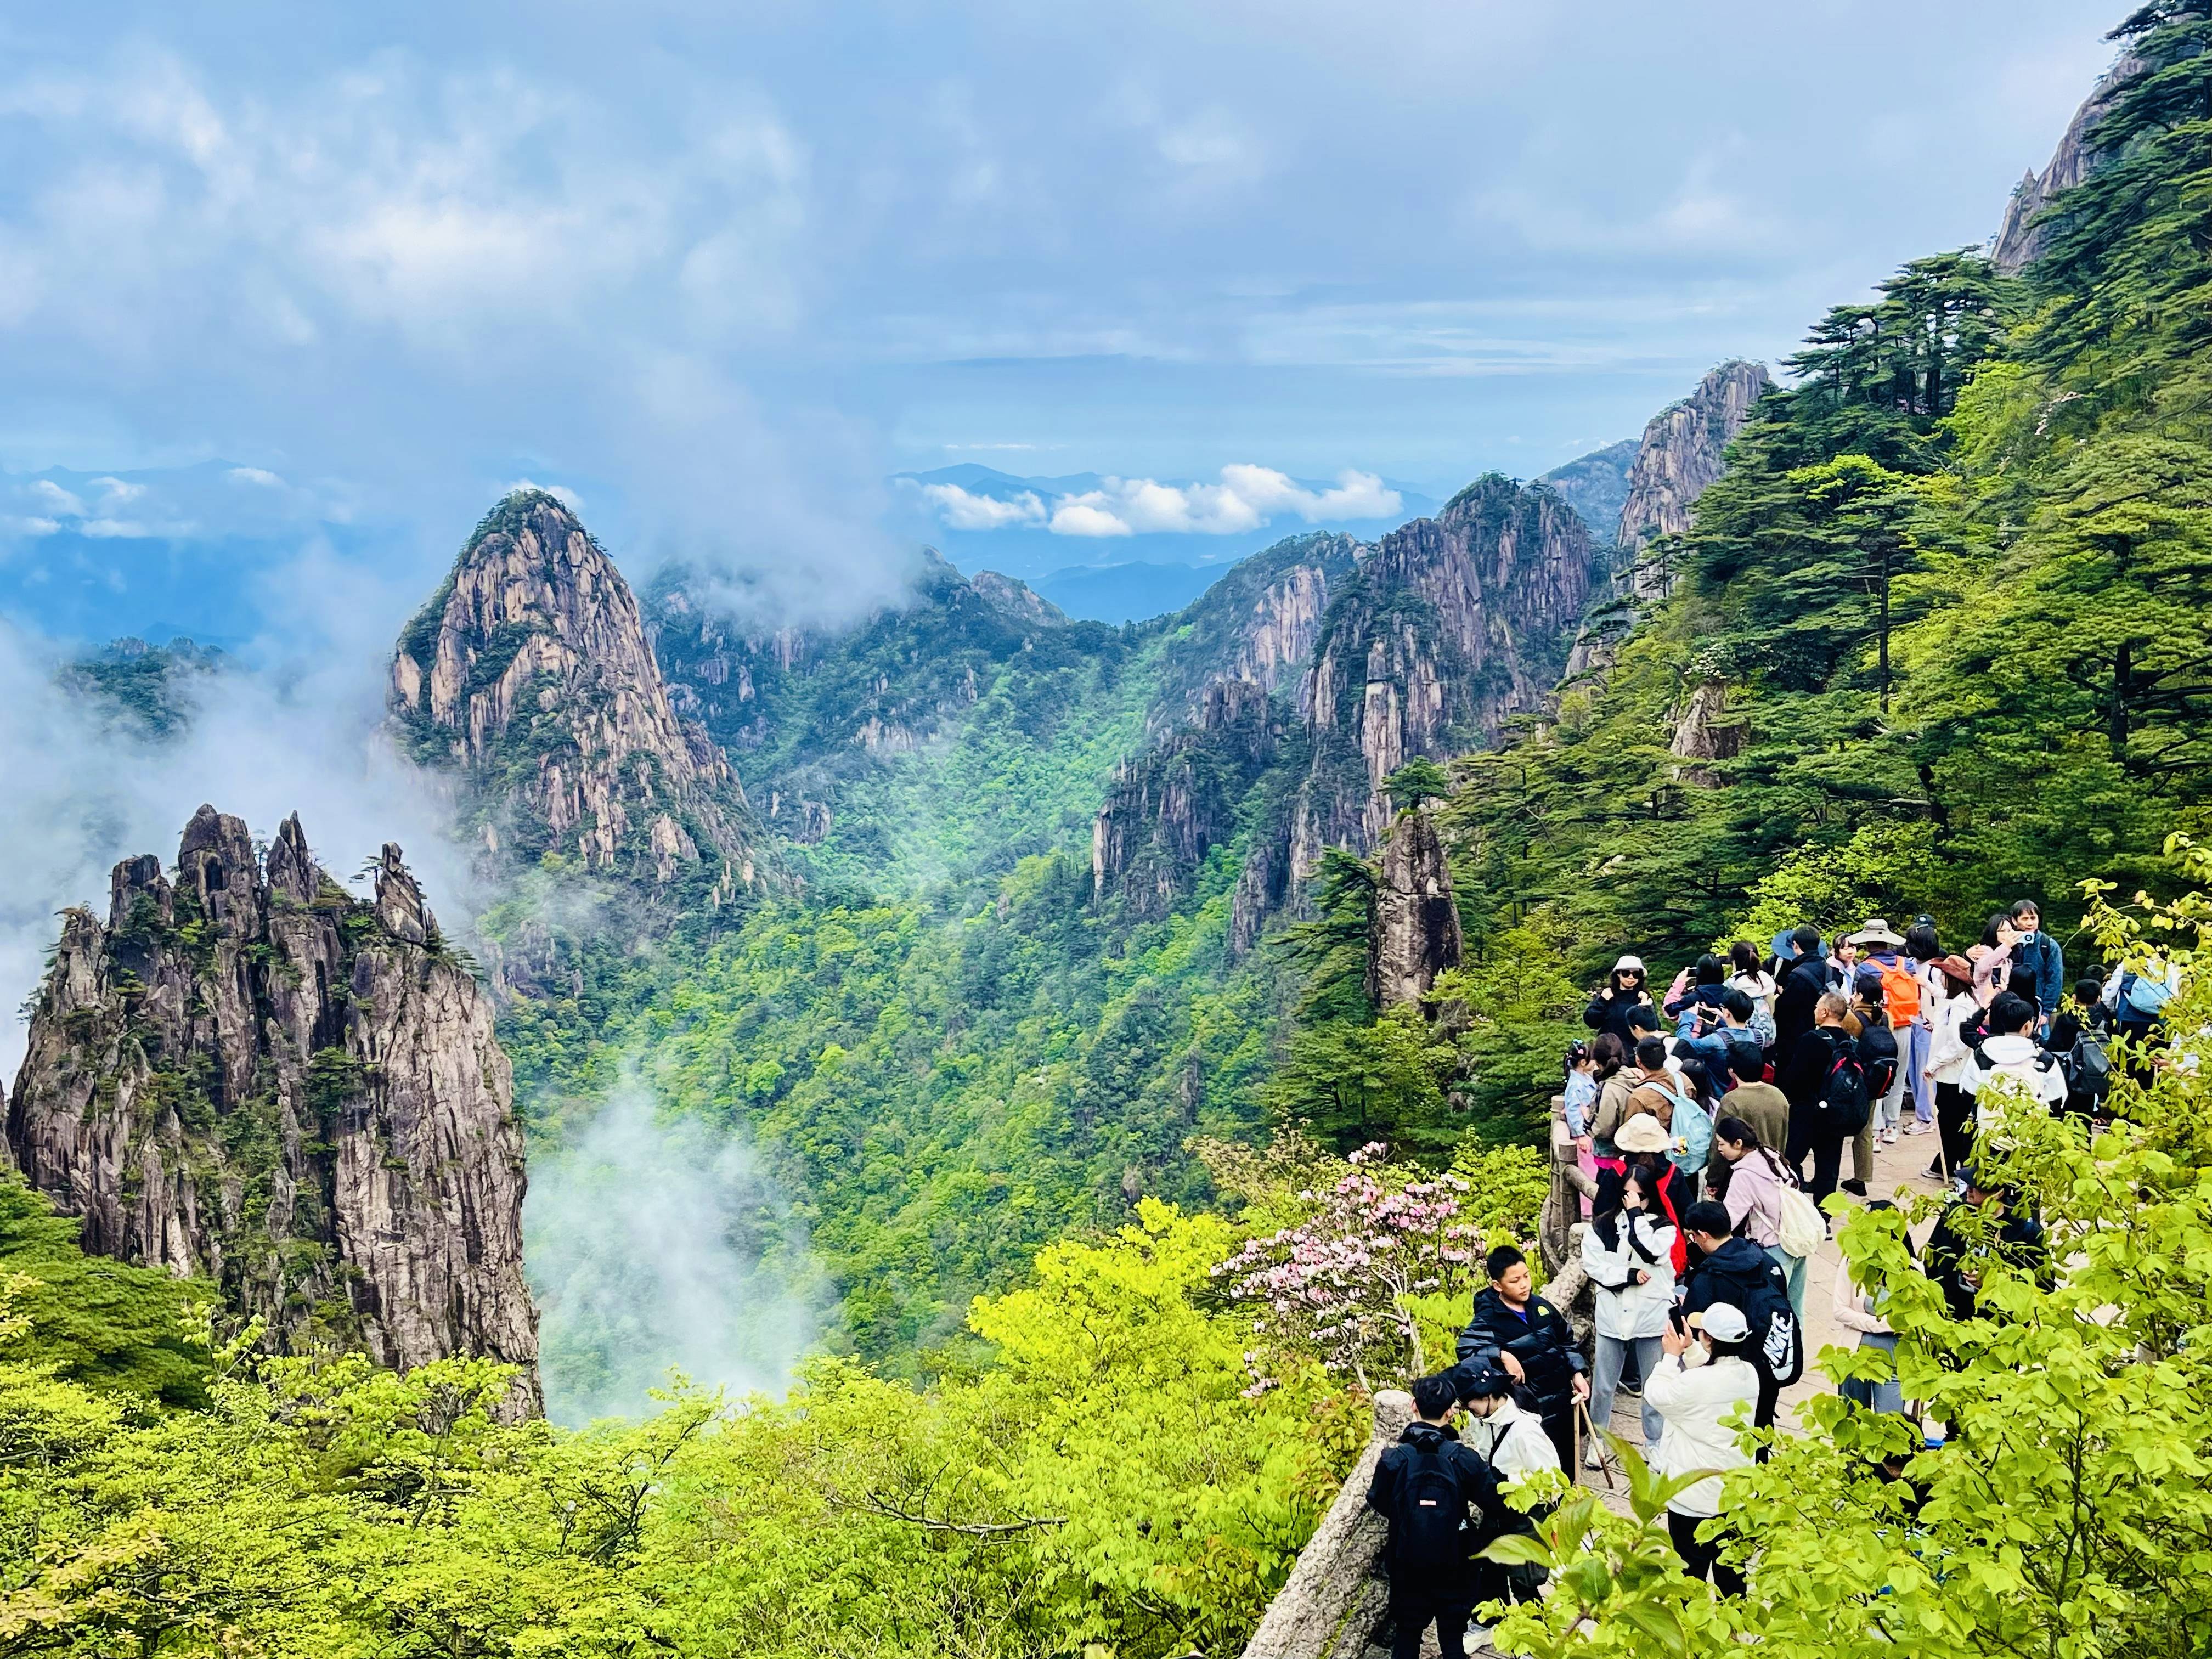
top-left (1771, 953), bottom-right (1830, 1068)
top-left (1363, 1419), bottom-right (1514, 1589)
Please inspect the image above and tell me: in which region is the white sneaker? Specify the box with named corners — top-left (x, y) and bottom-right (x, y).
top-left (1584, 1442), bottom-right (1607, 1470)
top-left (1904, 1120), bottom-right (1933, 1136)
top-left (1879, 1127), bottom-right (1900, 1146)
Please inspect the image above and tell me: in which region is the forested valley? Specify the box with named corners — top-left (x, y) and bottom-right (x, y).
top-left (7, 8), bottom-right (2212, 1656)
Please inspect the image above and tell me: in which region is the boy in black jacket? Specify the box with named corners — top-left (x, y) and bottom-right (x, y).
top-left (1365, 1372), bottom-right (1516, 1659)
top-left (1454, 1244), bottom-right (1589, 1470)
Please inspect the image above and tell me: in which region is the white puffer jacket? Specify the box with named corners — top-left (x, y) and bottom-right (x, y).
top-left (1580, 1212), bottom-right (1678, 1339)
top-left (1926, 993), bottom-right (1981, 1086)
top-left (1642, 1351), bottom-right (1759, 1517)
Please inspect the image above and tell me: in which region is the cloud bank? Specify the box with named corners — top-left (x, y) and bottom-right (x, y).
top-left (523, 1080), bottom-right (821, 1425)
top-left (917, 465), bottom-right (1401, 538)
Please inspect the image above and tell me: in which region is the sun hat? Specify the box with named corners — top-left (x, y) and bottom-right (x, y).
top-left (1615, 1114), bottom-right (1672, 1153)
top-left (1847, 918), bottom-right (1907, 949)
top-left (1613, 954), bottom-right (1647, 974)
top-left (1934, 952), bottom-right (1976, 989)
top-left (1698, 1302), bottom-right (1751, 1343)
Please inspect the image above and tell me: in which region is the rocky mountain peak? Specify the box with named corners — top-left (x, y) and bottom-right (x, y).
top-left (1562, 361), bottom-right (1770, 682)
top-left (1287, 475), bottom-right (1594, 877)
top-left (6, 808), bottom-right (540, 1415)
top-left (1994, 52), bottom-right (2146, 274)
top-left (1150, 531), bottom-right (1364, 727)
top-left (390, 489), bottom-right (761, 903)
top-left (1616, 360), bottom-right (1770, 597)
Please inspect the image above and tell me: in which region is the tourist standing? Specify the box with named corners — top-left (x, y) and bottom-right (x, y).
top-left (1711, 1115), bottom-right (1810, 1321)
top-left (1725, 940), bottom-right (1778, 1050)
top-left (1364, 1372), bottom-right (1517, 1659)
top-left (1584, 957), bottom-right (1654, 1046)
top-left (1922, 954), bottom-right (1985, 1178)
top-left (1772, 926), bottom-right (1829, 1066)
top-left (1781, 992), bottom-right (1862, 1203)
top-left (2006, 900), bottom-right (2066, 1032)
top-left (1580, 1167), bottom-right (1676, 1462)
top-left (1455, 1245), bottom-right (1589, 1472)
top-left (1832, 1200), bottom-right (1910, 1415)
top-left (1644, 1302), bottom-right (1759, 1596)
top-left (1677, 1200), bottom-right (1802, 1431)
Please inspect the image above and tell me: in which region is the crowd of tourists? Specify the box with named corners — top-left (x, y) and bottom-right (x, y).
top-left (1362, 900), bottom-right (2177, 1656)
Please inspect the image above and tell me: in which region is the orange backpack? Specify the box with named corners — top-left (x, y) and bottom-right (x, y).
top-left (1876, 958), bottom-right (1922, 1030)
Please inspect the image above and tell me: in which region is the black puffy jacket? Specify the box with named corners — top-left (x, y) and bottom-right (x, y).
top-left (1454, 1286), bottom-right (1584, 1420)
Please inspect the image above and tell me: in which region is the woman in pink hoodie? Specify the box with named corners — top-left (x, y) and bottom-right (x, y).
top-left (1709, 1114), bottom-right (1808, 1322)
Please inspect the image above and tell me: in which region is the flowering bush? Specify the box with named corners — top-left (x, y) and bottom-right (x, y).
top-left (1211, 1143), bottom-right (1499, 1392)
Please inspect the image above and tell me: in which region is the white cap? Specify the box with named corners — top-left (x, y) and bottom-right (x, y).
top-left (1613, 954), bottom-right (1646, 974)
top-left (1699, 1302), bottom-right (1751, 1343)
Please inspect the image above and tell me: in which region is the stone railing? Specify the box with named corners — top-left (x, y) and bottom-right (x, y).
top-left (1239, 1389), bottom-right (1410, 1659)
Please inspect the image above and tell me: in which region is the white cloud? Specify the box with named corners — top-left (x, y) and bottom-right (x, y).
top-left (1048, 500), bottom-right (1134, 537)
top-left (935, 465), bottom-right (1403, 537)
top-left (91, 476), bottom-right (145, 505)
top-left (31, 479), bottom-right (86, 517)
top-left (227, 465), bottom-right (284, 486)
top-left (918, 481), bottom-right (1045, 529)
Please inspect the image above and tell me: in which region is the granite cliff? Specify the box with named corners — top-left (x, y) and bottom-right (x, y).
top-left (1091, 678), bottom-right (1282, 917)
top-left (1147, 532), bottom-right (1362, 726)
top-left (1367, 808), bottom-right (1463, 1009)
top-left (391, 490), bottom-right (763, 912)
top-left (1994, 52), bottom-right (2146, 274)
top-left (1566, 360), bottom-right (1770, 678)
top-left (1287, 473), bottom-right (1596, 877)
top-left (5, 807), bottom-right (540, 1413)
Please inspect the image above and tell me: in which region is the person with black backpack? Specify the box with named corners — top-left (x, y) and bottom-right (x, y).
top-left (2047, 979), bottom-right (2114, 1122)
top-left (1678, 1199), bottom-right (1804, 1432)
top-left (1780, 992), bottom-right (1865, 1203)
top-left (1842, 971), bottom-right (1901, 1198)
top-left (1364, 1372), bottom-right (1519, 1659)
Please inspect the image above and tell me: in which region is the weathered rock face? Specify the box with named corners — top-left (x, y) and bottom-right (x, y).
top-left (390, 490), bottom-right (760, 906)
top-left (1563, 361), bottom-right (1770, 681)
top-left (1152, 533), bottom-right (1363, 723)
top-left (1994, 52), bottom-right (2145, 274)
top-left (5, 807), bottom-right (540, 1413)
top-left (1092, 679), bottom-right (1281, 917)
top-left (1668, 678), bottom-right (1747, 786)
top-left (1367, 810), bottom-right (1464, 1009)
top-left (1617, 360), bottom-right (1771, 601)
top-left (1289, 476), bottom-right (1594, 877)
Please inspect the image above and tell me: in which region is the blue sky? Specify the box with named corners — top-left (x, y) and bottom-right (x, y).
top-left (0, 1), bottom-right (2119, 637)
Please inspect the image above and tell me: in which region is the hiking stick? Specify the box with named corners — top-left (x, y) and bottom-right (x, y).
top-left (1577, 1400), bottom-right (1616, 1491)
